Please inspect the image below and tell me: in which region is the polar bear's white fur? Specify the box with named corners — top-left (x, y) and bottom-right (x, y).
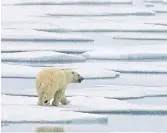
top-left (36, 68), bottom-right (84, 106)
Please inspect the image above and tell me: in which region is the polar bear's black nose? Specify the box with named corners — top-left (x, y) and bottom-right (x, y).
top-left (78, 76), bottom-right (84, 83)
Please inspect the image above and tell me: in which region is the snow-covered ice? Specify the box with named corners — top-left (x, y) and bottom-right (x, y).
top-left (144, 0), bottom-right (163, 3)
top-left (1, 29), bottom-right (93, 42)
top-left (1, 63), bottom-right (120, 79)
top-left (67, 85), bottom-right (167, 99)
top-left (83, 45), bottom-right (167, 60)
top-left (113, 34), bottom-right (167, 40)
top-left (2, 105), bottom-right (107, 124)
top-left (3, 84), bottom-right (167, 100)
top-left (1, 51), bottom-right (86, 62)
top-left (163, 0), bottom-right (167, 3)
top-left (2, 0), bottom-right (132, 5)
top-left (36, 22), bottom-right (167, 32)
top-left (2, 95), bottom-right (167, 115)
top-left (1, 42), bottom-right (94, 53)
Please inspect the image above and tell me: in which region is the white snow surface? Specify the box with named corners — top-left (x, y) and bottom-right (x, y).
top-left (1, 42), bottom-right (94, 53)
top-left (113, 34), bottom-right (167, 40)
top-left (1, 29), bottom-right (93, 42)
top-left (3, 85), bottom-right (167, 100)
top-left (1, 63), bottom-right (120, 79)
top-left (163, 0), bottom-right (167, 3)
top-left (2, 0), bottom-right (132, 5)
top-left (39, 61), bottom-right (167, 73)
top-left (2, 95), bottom-right (167, 114)
top-left (1, 51), bottom-right (86, 62)
top-left (67, 85), bottom-right (167, 99)
top-left (2, 105), bottom-right (107, 124)
top-left (36, 22), bottom-right (167, 32)
top-left (83, 45), bottom-right (167, 60)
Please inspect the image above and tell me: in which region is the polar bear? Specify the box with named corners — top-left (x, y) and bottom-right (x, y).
top-left (36, 68), bottom-right (84, 106)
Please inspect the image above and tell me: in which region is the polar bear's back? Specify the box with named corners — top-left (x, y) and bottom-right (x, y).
top-left (36, 68), bottom-right (66, 94)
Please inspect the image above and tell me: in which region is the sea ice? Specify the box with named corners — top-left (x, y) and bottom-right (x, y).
top-left (1, 63), bottom-right (119, 79)
top-left (1, 51), bottom-right (86, 62)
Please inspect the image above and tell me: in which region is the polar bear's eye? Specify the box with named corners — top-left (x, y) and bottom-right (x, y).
top-left (72, 72), bottom-right (75, 75)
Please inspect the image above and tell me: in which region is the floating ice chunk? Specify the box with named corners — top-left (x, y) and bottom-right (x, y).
top-left (152, 7), bottom-right (167, 13)
top-left (2, 95), bottom-right (167, 114)
top-left (2, 0), bottom-right (132, 5)
top-left (2, 105), bottom-right (107, 124)
top-left (83, 45), bottom-right (167, 60)
top-left (113, 34), bottom-right (167, 40)
top-left (1, 29), bottom-right (93, 42)
top-left (3, 85), bottom-right (167, 100)
top-left (1, 42), bottom-right (94, 54)
top-left (12, 61), bottom-right (167, 74)
top-left (1, 51), bottom-right (86, 62)
top-left (44, 6), bottom-right (155, 16)
top-left (73, 68), bottom-right (120, 79)
top-left (67, 85), bottom-right (167, 99)
top-left (1, 63), bottom-right (119, 79)
top-left (37, 22), bottom-right (167, 33)
top-left (163, 0), bottom-right (167, 4)
top-left (144, 0), bottom-right (162, 3)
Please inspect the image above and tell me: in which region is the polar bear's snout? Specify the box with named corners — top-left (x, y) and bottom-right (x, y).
top-left (78, 75), bottom-right (84, 83)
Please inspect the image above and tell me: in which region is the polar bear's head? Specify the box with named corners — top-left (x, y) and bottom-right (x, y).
top-left (64, 70), bottom-right (84, 83)
top-left (71, 71), bottom-right (84, 83)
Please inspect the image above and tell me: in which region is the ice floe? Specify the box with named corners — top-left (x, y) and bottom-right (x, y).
top-left (2, 104), bottom-right (107, 124)
top-left (3, 85), bottom-right (167, 100)
top-left (67, 85), bottom-right (167, 99)
top-left (113, 34), bottom-right (167, 40)
top-left (163, 0), bottom-right (167, 4)
top-left (83, 45), bottom-right (167, 60)
top-left (1, 42), bottom-right (94, 53)
top-left (36, 22), bottom-right (167, 33)
top-left (1, 63), bottom-right (120, 79)
top-left (1, 29), bottom-right (93, 42)
top-left (144, 0), bottom-right (163, 3)
top-left (1, 51), bottom-right (86, 62)
top-left (2, 95), bottom-right (167, 115)
top-left (2, 0), bottom-right (132, 5)
top-left (44, 6), bottom-right (155, 16)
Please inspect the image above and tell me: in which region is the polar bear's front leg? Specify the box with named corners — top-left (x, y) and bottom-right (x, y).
top-left (61, 95), bottom-right (70, 105)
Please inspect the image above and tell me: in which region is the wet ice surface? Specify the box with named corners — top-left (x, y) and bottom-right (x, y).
top-left (2, 0), bottom-right (167, 132)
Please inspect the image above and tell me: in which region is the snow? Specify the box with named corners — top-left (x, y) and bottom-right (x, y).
top-left (152, 8), bottom-right (167, 13)
top-left (1, 51), bottom-right (86, 62)
top-left (2, 95), bottom-right (167, 115)
top-left (36, 22), bottom-right (167, 32)
top-left (44, 6), bottom-right (155, 16)
top-left (47, 61), bottom-right (167, 74)
top-left (67, 85), bottom-right (167, 99)
top-left (113, 34), bottom-right (167, 40)
top-left (144, 0), bottom-right (163, 3)
top-left (83, 45), bottom-right (167, 60)
top-left (1, 29), bottom-right (93, 42)
top-left (2, 105), bottom-right (107, 124)
top-left (163, 0), bottom-right (167, 3)
top-left (1, 42), bottom-right (94, 53)
top-left (2, 0), bottom-right (132, 5)
top-left (1, 63), bottom-right (120, 79)
top-left (3, 85), bottom-right (167, 100)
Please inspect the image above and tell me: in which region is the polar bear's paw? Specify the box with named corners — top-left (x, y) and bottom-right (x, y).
top-left (52, 100), bottom-right (60, 106)
top-left (61, 99), bottom-right (70, 105)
